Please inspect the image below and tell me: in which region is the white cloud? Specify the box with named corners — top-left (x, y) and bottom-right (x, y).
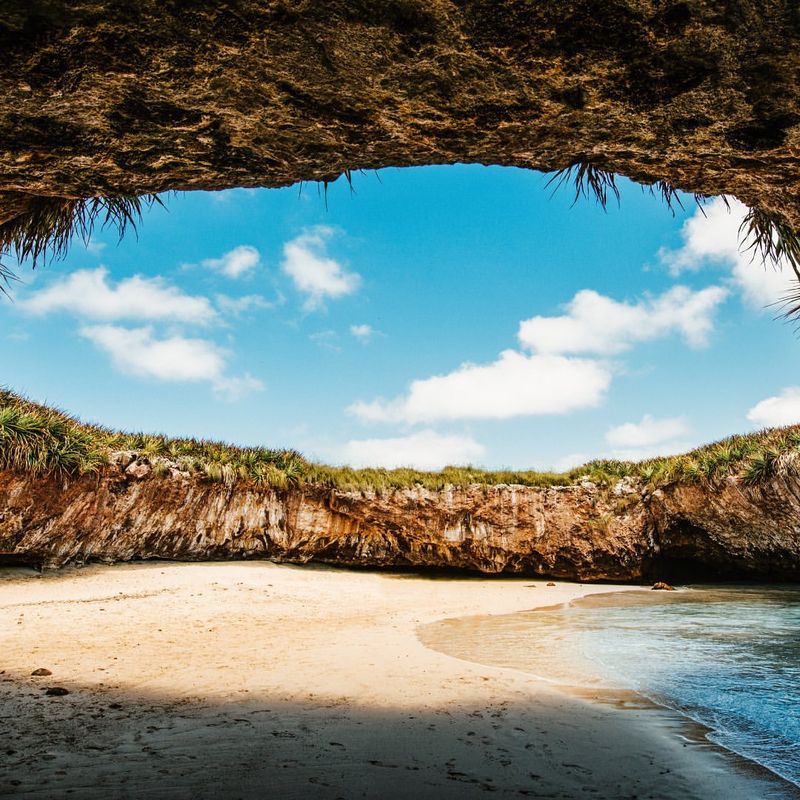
top-left (201, 245), bottom-right (261, 279)
top-left (281, 226), bottom-right (360, 310)
top-left (80, 324), bottom-right (224, 381)
top-left (337, 430), bottom-right (485, 470)
top-left (608, 440), bottom-right (693, 463)
top-left (79, 325), bottom-right (262, 399)
top-left (517, 285), bottom-right (728, 356)
top-left (350, 323), bottom-right (374, 341)
top-left (747, 387), bottom-right (800, 428)
top-left (309, 330), bottom-right (340, 352)
top-left (554, 437), bottom-right (694, 471)
top-left (554, 453), bottom-right (592, 472)
top-left (605, 414), bottom-right (689, 448)
top-left (349, 279), bottom-right (730, 427)
top-left (84, 239), bottom-right (106, 256)
top-left (349, 350), bottom-right (611, 423)
top-left (23, 268), bottom-right (216, 324)
top-left (211, 373), bottom-right (266, 402)
top-left (660, 197), bottom-right (795, 309)
top-left (215, 293), bottom-right (280, 314)
top-left (209, 188), bottom-right (257, 205)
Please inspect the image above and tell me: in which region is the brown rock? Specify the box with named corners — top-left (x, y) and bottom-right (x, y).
top-left (652, 582), bottom-right (676, 591)
top-left (110, 451), bottom-right (137, 469)
top-left (546, 582), bottom-right (556, 587)
top-left (30, 668), bottom-right (52, 676)
top-left (1, 463), bottom-right (800, 582)
top-left (44, 687), bottom-right (70, 696)
top-left (0, 2), bottom-right (798, 233)
top-left (125, 460), bottom-right (152, 480)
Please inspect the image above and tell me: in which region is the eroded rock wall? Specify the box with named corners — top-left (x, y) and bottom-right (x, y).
top-left (1, 1), bottom-right (799, 227)
top-left (1, 462), bottom-right (798, 581)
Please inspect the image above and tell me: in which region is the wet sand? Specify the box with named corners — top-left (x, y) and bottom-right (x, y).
top-left (0, 562), bottom-right (795, 799)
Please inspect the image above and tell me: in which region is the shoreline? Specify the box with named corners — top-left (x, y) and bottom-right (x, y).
top-left (417, 589), bottom-right (800, 794)
top-left (1, 562), bottom-right (796, 799)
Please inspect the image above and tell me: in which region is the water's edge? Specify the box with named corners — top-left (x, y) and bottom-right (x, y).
top-left (417, 588), bottom-right (800, 797)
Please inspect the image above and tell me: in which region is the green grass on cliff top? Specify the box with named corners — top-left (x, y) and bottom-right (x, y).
top-left (1, 388), bottom-right (797, 491)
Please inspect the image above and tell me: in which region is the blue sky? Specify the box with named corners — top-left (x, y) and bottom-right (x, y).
top-left (3, 164), bottom-right (800, 470)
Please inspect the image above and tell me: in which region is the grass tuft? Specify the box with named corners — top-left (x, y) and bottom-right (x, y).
top-left (546, 159), bottom-right (620, 209)
top-left (643, 179), bottom-right (685, 216)
top-left (739, 206), bottom-right (800, 278)
top-left (0, 392), bottom-right (106, 476)
top-left (2, 391), bottom-right (800, 492)
top-left (0, 194), bottom-right (164, 280)
top-left (735, 206), bottom-right (800, 319)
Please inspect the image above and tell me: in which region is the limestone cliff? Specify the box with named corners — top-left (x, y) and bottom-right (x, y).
top-left (1, 1), bottom-right (799, 230)
top-left (2, 456), bottom-right (798, 581)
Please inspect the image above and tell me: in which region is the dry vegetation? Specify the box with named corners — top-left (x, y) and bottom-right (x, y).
top-left (2, 164), bottom-right (799, 306)
top-left (2, 388), bottom-right (798, 492)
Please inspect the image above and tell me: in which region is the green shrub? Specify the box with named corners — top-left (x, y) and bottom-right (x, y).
top-left (2, 388), bottom-right (798, 491)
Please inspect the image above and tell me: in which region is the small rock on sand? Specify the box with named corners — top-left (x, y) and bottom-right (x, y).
top-left (652, 581), bottom-right (676, 591)
top-left (546, 582), bottom-right (556, 587)
top-left (31, 668), bottom-right (52, 676)
top-left (44, 687), bottom-right (70, 696)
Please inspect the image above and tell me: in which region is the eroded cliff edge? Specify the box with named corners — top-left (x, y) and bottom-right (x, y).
top-left (2, 456), bottom-right (799, 581)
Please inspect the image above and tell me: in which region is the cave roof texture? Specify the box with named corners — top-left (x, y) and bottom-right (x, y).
top-left (1, 1), bottom-right (799, 232)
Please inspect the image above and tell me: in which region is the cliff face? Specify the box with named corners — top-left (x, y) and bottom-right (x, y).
top-left (1, 1), bottom-right (800, 228)
top-left (1, 458), bottom-right (798, 581)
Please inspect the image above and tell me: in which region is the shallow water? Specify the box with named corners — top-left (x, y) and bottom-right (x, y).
top-left (419, 585), bottom-right (800, 787)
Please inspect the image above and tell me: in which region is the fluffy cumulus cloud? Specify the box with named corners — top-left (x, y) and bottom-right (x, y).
top-left (350, 323), bottom-right (374, 341)
top-left (79, 325), bottom-right (263, 400)
top-left (552, 417), bottom-right (693, 470)
top-left (337, 430), bottom-right (485, 470)
top-left (201, 245), bottom-right (261, 279)
top-left (607, 440), bottom-right (692, 463)
top-left (747, 387), bottom-right (800, 428)
top-left (517, 285), bottom-right (728, 356)
top-left (349, 350), bottom-right (611, 423)
top-left (605, 414), bottom-right (689, 448)
top-left (21, 264), bottom-right (269, 400)
top-left (660, 197), bottom-right (796, 309)
top-left (349, 278), bottom-right (732, 426)
top-left (603, 414), bottom-right (693, 460)
top-left (281, 226), bottom-right (360, 310)
top-left (22, 268), bottom-right (216, 324)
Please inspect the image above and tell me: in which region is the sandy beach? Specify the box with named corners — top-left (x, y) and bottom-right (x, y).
top-left (0, 562), bottom-right (795, 799)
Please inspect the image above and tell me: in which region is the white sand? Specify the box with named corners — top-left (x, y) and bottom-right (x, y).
top-left (0, 562), bottom-right (794, 799)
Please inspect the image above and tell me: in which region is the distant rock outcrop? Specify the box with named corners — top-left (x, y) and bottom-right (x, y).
top-left (2, 459), bottom-right (799, 581)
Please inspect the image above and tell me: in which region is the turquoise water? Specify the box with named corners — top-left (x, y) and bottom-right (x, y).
top-left (420, 586), bottom-right (800, 787)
